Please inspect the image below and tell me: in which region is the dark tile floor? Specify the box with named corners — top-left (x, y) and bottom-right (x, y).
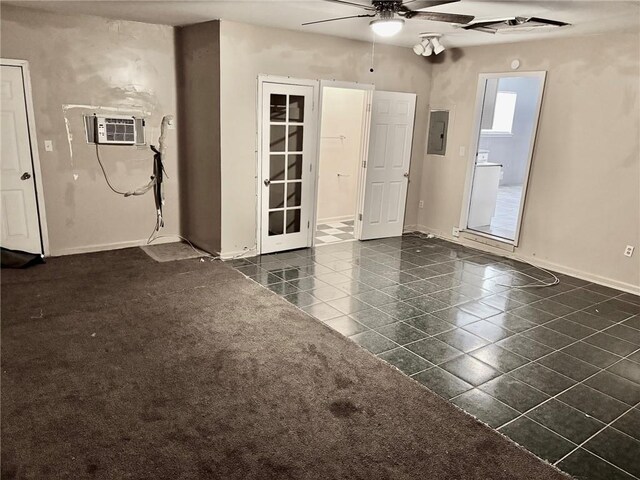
top-left (228, 233), bottom-right (640, 480)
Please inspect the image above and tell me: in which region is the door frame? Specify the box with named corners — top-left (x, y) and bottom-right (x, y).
top-left (313, 80), bottom-right (374, 245)
top-left (256, 75), bottom-right (319, 255)
top-left (459, 71), bottom-right (547, 247)
top-left (1, 58), bottom-right (50, 256)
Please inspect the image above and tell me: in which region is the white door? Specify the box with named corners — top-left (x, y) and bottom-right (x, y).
top-left (1, 65), bottom-right (43, 254)
top-left (260, 82), bottom-right (317, 254)
top-left (360, 91), bottom-right (416, 240)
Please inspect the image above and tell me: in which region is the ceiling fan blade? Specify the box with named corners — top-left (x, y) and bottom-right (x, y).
top-left (321, 0), bottom-right (377, 11)
top-left (409, 11), bottom-right (475, 24)
top-left (527, 17), bottom-right (570, 27)
top-left (461, 18), bottom-right (510, 30)
top-left (402, 0), bottom-right (459, 10)
top-left (463, 16), bottom-right (569, 31)
top-left (302, 14), bottom-right (376, 26)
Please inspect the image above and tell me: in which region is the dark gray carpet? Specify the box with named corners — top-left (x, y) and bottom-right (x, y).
top-left (1, 248), bottom-right (570, 480)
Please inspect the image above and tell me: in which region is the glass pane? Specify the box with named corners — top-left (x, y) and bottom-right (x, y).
top-left (287, 155), bottom-right (303, 180)
top-left (270, 94), bottom-right (286, 121)
top-left (269, 183), bottom-right (285, 209)
top-left (286, 182), bottom-right (302, 207)
top-left (289, 126), bottom-right (303, 152)
top-left (288, 96), bottom-right (304, 122)
top-left (269, 211), bottom-right (284, 236)
top-left (270, 155), bottom-right (285, 181)
top-left (286, 209), bottom-right (301, 234)
top-left (471, 75), bottom-right (544, 242)
top-left (270, 125), bottom-right (286, 152)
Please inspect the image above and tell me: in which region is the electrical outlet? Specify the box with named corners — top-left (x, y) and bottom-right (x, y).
top-left (452, 227), bottom-right (460, 238)
top-left (624, 245), bottom-right (635, 257)
top-left (419, 200), bottom-right (424, 208)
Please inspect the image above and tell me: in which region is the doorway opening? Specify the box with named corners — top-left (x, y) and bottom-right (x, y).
top-left (314, 86), bottom-right (368, 246)
top-left (257, 76), bottom-right (417, 255)
top-left (463, 72), bottom-right (546, 244)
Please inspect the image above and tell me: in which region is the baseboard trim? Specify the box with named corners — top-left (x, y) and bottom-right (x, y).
top-left (317, 215), bottom-right (355, 225)
top-left (50, 234), bottom-right (182, 257)
top-left (220, 247), bottom-right (258, 261)
top-left (411, 225), bottom-right (640, 295)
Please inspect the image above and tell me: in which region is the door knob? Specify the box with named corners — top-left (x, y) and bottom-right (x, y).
top-left (403, 172), bottom-right (409, 178)
top-left (21, 172), bottom-right (31, 180)
top-left (263, 179), bottom-right (271, 187)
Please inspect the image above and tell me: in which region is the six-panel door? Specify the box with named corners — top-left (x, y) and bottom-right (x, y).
top-left (0, 65), bottom-right (42, 254)
top-left (360, 91), bottom-right (416, 240)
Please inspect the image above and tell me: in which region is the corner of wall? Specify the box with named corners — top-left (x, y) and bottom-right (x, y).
top-left (175, 20), bottom-right (222, 255)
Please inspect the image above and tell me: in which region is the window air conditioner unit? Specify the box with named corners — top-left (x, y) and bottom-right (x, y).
top-left (94, 115), bottom-right (137, 145)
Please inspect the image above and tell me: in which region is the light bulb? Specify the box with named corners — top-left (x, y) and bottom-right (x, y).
top-left (370, 18), bottom-right (404, 37)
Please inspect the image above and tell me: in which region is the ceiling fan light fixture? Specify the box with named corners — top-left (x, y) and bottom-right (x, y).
top-left (415, 34), bottom-right (443, 56)
top-left (430, 36), bottom-right (445, 55)
top-left (370, 18), bottom-right (404, 37)
top-left (412, 38), bottom-right (430, 55)
top-left (423, 41), bottom-right (434, 56)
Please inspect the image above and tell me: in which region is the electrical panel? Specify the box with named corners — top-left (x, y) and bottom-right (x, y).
top-left (94, 115), bottom-right (137, 145)
top-left (427, 110), bottom-right (449, 156)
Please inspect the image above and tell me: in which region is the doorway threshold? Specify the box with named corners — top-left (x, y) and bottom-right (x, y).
top-left (460, 229), bottom-right (515, 252)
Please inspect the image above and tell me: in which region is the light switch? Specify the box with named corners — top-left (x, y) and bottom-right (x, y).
top-left (459, 146), bottom-right (466, 157)
top-left (44, 140), bottom-right (53, 152)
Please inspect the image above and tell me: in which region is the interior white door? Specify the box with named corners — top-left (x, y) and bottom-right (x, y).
top-left (1, 65), bottom-right (42, 253)
top-left (360, 91), bottom-right (416, 240)
top-left (260, 82), bottom-right (317, 254)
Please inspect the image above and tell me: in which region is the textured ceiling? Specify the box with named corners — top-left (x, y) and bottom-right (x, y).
top-left (7, 0), bottom-right (640, 47)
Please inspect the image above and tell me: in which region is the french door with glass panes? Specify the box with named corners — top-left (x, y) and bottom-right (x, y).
top-left (260, 82), bottom-right (317, 254)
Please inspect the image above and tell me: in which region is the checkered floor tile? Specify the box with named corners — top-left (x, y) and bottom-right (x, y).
top-left (315, 220), bottom-right (355, 245)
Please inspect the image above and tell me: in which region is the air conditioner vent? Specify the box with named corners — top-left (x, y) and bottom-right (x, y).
top-left (463, 16), bottom-right (570, 34)
top-left (84, 114), bottom-right (145, 145)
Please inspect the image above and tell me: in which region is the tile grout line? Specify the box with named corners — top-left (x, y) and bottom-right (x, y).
top-left (494, 343), bottom-right (640, 437)
top-left (552, 395), bottom-right (640, 471)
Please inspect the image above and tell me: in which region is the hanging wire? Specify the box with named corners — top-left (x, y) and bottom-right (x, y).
top-left (94, 143), bottom-right (127, 195)
top-left (413, 231), bottom-right (560, 289)
top-left (498, 264), bottom-right (560, 289)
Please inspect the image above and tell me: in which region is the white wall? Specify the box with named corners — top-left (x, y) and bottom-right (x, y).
top-left (0, 5), bottom-right (180, 256)
top-left (317, 87), bottom-right (366, 223)
top-left (418, 31), bottom-right (640, 292)
top-left (218, 21), bottom-right (432, 257)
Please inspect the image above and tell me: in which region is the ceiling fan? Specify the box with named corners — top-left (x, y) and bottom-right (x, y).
top-left (302, 0), bottom-right (475, 37)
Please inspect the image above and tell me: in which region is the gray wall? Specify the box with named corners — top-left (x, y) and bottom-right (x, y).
top-left (0, 4), bottom-right (180, 255)
top-left (218, 21), bottom-right (433, 257)
top-left (176, 21), bottom-right (222, 254)
top-left (479, 77), bottom-right (542, 186)
top-left (420, 31), bottom-right (640, 291)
